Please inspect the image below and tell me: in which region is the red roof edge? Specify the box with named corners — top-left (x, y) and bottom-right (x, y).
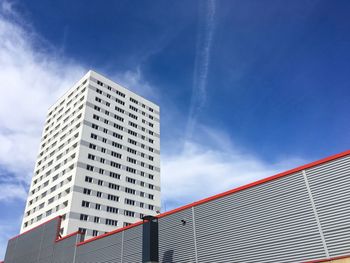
top-left (9, 215), bottom-right (62, 240)
top-left (77, 149), bottom-right (350, 247)
top-left (157, 149), bottom-right (350, 218)
top-left (55, 231), bottom-right (82, 243)
top-left (303, 254), bottom-right (350, 263)
top-left (76, 221), bottom-right (144, 246)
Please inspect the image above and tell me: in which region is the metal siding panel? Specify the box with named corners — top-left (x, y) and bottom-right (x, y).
top-left (53, 235), bottom-right (78, 263)
top-left (4, 238), bottom-right (17, 263)
top-left (122, 225), bottom-right (142, 263)
top-left (194, 172), bottom-right (326, 263)
top-left (306, 155), bottom-right (350, 258)
top-left (159, 209), bottom-right (197, 263)
top-left (76, 233), bottom-right (123, 263)
top-left (3, 218), bottom-right (60, 263)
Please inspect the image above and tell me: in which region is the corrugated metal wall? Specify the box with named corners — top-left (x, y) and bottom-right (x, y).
top-left (4, 154), bottom-right (350, 263)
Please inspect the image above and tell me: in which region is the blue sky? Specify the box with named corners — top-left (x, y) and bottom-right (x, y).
top-left (1, 0), bottom-right (350, 259)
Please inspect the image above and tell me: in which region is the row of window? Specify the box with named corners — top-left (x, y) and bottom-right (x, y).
top-left (96, 87), bottom-right (156, 123)
top-left (89, 133), bottom-right (157, 172)
top-left (38, 109), bottom-right (82, 167)
top-left (23, 199), bottom-right (69, 228)
top-left (44, 90), bottom-right (85, 141)
top-left (95, 79), bottom-right (156, 114)
top-left (84, 175), bottom-right (155, 200)
top-left (47, 79), bottom-right (87, 119)
top-left (81, 198), bottom-right (154, 212)
top-left (94, 97), bottom-right (154, 137)
top-left (93, 103), bottom-right (157, 139)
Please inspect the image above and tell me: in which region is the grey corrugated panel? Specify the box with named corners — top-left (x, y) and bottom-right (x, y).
top-left (75, 233), bottom-right (123, 263)
top-left (306, 156), bottom-right (350, 258)
top-left (306, 156), bottom-right (350, 175)
top-left (195, 173), bottom-right (305, 219)
top-left (6, 223), bottom-right (44, 263)
top-left (159, 208), bottom-right (197, 263)
top-left (194, 172), bottom-right (326, 263)
top-left (53, 235), bottom-right (78, 263)
top-left (306, 156), bottom-right (350, 257)
top-left (197, 235), bottom-right (325, 263)
top-left (122, 225), bottom-right (142, 263)
top-left (309, 177), bottom-right (350, 196)
top-left (195, 191), bottom-right (313, 236)
top-left (4, 238), bottom-right (16, 263)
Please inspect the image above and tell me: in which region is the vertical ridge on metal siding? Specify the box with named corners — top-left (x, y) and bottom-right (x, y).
top-left (305, 155), bottom-right (350, 258)
top-left (194, 172), bottom-right (327, 263)
top-left (75, 233), bottom-right (123, 263)
top-left (159, 209), bottom-right (197, 262)
top-left (53, 235), bottom-right (78, 263)
top-left (122, 225), bottom-right (142, 263)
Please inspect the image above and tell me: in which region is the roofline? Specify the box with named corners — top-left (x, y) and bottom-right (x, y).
top-left (303, 254), bottom-right (350, 263)
top-left (55, 231), bottom-right (82, 243)
top-left (10, 215), bottom-right (62, 240)
top-left (77, 149), bottom-right (350, 246)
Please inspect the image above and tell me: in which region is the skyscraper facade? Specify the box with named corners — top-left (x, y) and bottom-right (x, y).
top-left (20, 70), bottom-right (161, 239)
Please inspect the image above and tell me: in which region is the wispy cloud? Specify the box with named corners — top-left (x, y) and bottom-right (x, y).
top-left (113, 67), bottom-right (158, 100)
top-left (0, 0), bottom-right (86, 202)
top-left (0, 0), bottom-right (307, 260)
top-left (161, 126), bottom-right (306, 211)
top-left (186, 0), bottom-right (217, 139)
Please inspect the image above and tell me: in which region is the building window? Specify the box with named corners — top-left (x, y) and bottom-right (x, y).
top-left (110, 172), bottom-right (121, 179)
top-left (125, 187), bottom-right (136, 195)
top-left (108, 183), bottom-right (119, 190)
top-left (126, 177), bottom-right (136, 184)
top-left (105, 219), bottom-right (118, 226)
top-left (92, 230), bottom-right (99, 237)
top-left (85, 176), bottom-right (93, 183)
top-left (89, 143), bottom-right (96, 149)
top-left (107, 194), bottom-right (119, 202)
top-left (80, 214), bottom-right (88, 221)
top-left (125, 199), bottom-right (135, 206)
top-left (83, 188), bottom-right (91, 195)
top-left (94, 216), bottom-right (100, 223)
top-left (106, 206), bottom-right (118, 213)
top-left (82, 201), bottom-right (90, 208)
top-left (124, 210), bottom-right (135, 217)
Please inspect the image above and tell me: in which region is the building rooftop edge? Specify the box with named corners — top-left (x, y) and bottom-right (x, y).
top-left (77, 148), bottom-right (350, 246)
top-left (9, 149), bottom-right (350, 247)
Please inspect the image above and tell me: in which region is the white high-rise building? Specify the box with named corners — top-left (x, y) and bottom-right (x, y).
top-left (21, 70), bottom-right (161, 239)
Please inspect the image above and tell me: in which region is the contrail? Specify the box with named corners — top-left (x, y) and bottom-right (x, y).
top-left (186, 0), bottom-right (216, 140)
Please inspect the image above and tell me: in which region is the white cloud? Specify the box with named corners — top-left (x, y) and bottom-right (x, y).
top-left (0, 0), bottom-right (307, 260)
top-left (186, 0), bottom-right (217, 138)
top-left (0, 183), bottom-right (27, 201)
top-left (0, 2), bottom-right (85, 190)
top-left (113, 67), bottom-right (158, 100)
top-left (161, 128), bottom-right (306, 211)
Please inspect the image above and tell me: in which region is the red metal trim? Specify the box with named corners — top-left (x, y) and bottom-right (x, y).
top-left (157, 149), bottom-right (350, 218)
top-left (77, 149), bottom-right (350, 247)
top-left (76, 221), bottom-right (144, 246)
top-left (303, 254), bottom-right (350, 262)
top-left (55, 231), bottom-right (81, 243)
top-left (9, 215), bottom-right (62, 240)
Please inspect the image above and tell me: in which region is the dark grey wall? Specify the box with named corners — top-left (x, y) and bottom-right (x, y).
top-left (4, 155), bottom-right (350, 263)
